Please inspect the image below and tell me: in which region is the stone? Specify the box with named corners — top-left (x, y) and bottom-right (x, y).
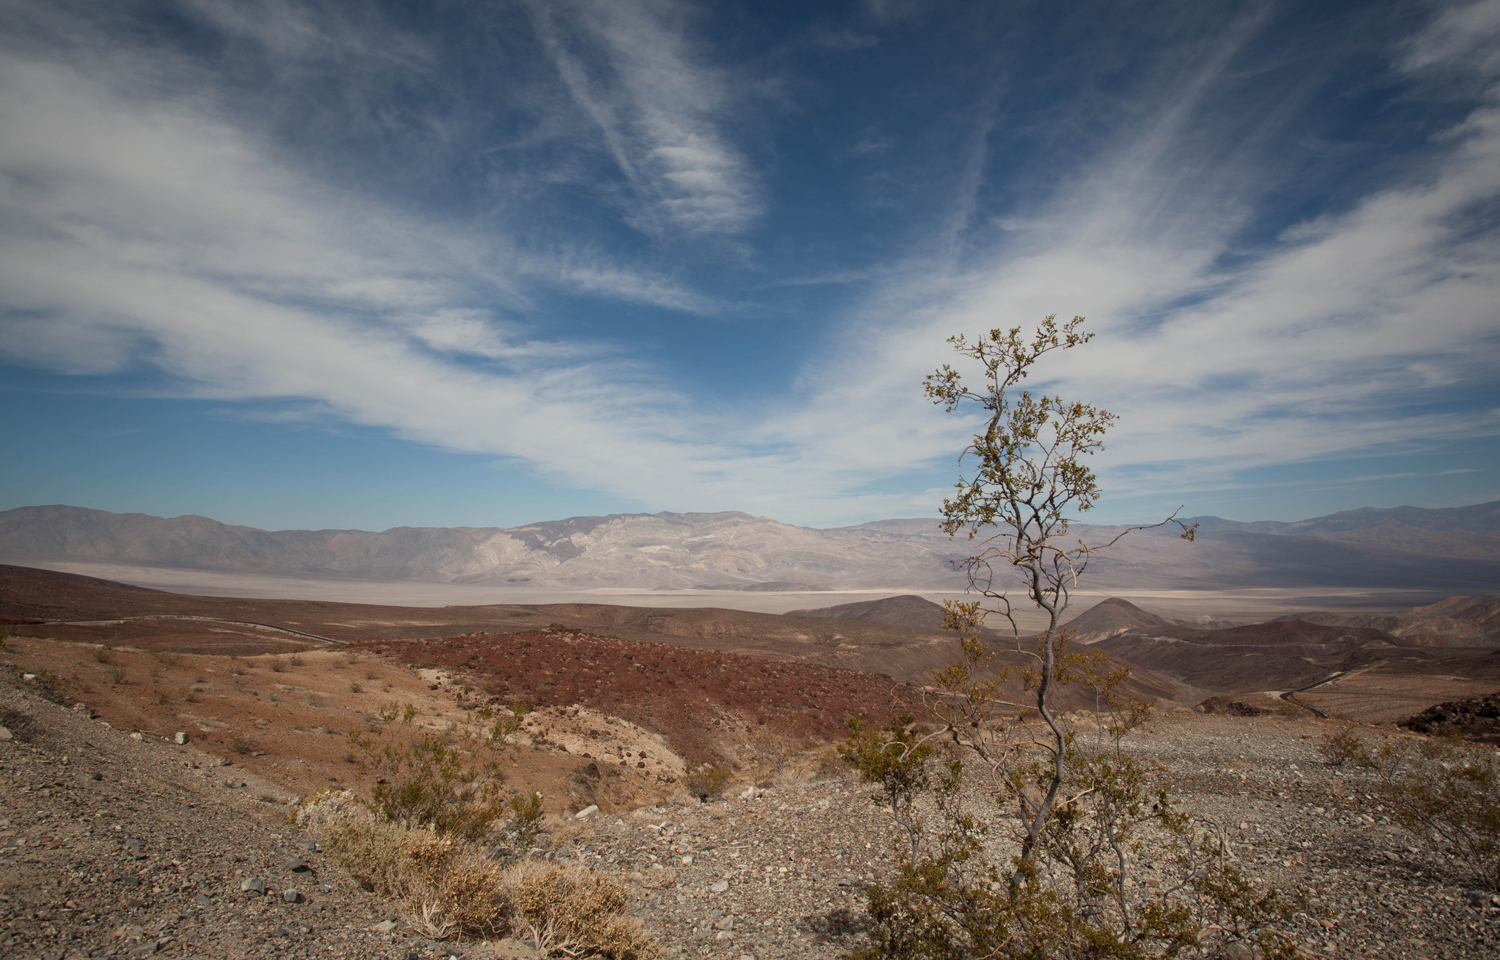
top-left (280, 856), bottom-right (309, 872)
top-left (174, 732), bottom-right (188, 745)
top-left (680, 855), bottom-right (693, 866)
top-left (297, 840), bottom-right (318, 851)
top-left (715, 916), bottom-right (735, 931)
top-left (710, 880), bottom-right (729, 893)
top-left (490, 940), bottom-right (543, 960)
top-left (240, 876), bottom-right (266, 895)
top-left (270, 926), bottom-right (291, 938)
top-left (282, 888), bottom-right (302, 903)
top-left (371, 919), bottom-right (398, 935)
top-left (89, 772), bottom-right (103, 781)
top-left (194, 893), bottom-right (211, 906)
top-left (576, 804), bottom-right (599, 819)
top-left (130, 732), bottom-right (144, 741)
top-left (130, 941), bottom-right (159, 957)
top-left (119, 876), bottom-right (141, 888)
top-left (0, 726), bottom-right (11, 741)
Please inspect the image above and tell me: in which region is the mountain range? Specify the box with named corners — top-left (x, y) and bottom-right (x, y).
top-left (2, 501), bottom-right (1499, 594)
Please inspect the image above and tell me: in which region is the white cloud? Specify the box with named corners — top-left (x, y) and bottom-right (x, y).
top-left (527, 0), bottom-right (761, 235)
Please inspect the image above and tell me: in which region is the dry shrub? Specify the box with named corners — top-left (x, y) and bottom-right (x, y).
top-left (318, 816), bottom-right (655, 954)
top-left (321, 818), bottom-right (453, 900)
top-left (1319, 726), bottom-right (1499, 889)
top-left (507, 861), bottom-right (659, 960)
top-left (681, 762), bottom-right (731, 802)
top-left (293, 789), bottom-right (373, 833)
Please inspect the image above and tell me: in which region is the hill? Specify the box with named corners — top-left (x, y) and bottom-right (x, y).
top-left (0, 564), bottom-right (1189, 708)
top-left (787, 594), bottom-right (968, 631)
top-left (1272, 592), bottom-right (1500, 647)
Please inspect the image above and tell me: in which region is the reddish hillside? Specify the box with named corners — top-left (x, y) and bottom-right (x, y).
top-left (360, 631), bottom-right (924, 765)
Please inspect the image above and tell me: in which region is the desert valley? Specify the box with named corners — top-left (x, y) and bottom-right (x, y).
top-left (1, 503), bottom-right (1498, 959)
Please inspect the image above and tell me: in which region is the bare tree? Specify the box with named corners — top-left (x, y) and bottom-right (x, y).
top-left (923, 314), bottom-right (1196, 866)
top-left (838, 319), bottom-right (1306, 959)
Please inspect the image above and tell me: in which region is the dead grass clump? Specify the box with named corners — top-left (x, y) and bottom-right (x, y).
top-left (321, 818), bottom-right (453, 897)
top-left (0, 707), bottom-right (38, 743)
top-left (506, 860), bottom-right (659, 960)
top-left (313, 812), bottom-right (655, 953)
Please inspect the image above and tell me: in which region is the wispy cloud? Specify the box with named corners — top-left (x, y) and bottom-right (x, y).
top-left (1, 0), bottom-right (1498, 530)
top-left (758, 0), bottom-right (1500, 519)
top-left (526, 0), bottom-right (761, 235)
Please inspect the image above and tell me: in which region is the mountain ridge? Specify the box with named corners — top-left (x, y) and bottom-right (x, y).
top-left (2, 502), bottom-right (1498, 593)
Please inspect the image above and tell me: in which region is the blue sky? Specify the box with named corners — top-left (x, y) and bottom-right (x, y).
top-left (1, 0), bottom-right (1498, 532)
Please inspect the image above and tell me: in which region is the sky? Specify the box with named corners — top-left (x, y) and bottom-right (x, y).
top-left (1, 0), bottom-right (1498, 533)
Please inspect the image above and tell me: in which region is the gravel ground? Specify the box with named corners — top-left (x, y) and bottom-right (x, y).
top-left (5, 662), bottom-right (1498, 960)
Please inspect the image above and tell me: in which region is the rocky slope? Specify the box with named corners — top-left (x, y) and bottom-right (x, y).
top-left (5, 657), bottom-right (1498, 960)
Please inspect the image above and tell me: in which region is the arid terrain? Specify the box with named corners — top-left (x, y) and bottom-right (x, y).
top-left (2, 564), bottom-right (1498, 959)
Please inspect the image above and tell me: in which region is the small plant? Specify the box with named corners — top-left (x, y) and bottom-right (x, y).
top-left (348, 701), bottom-right (528, 840)
top-left (109, 666), bottom-right (126, 685)
top-left (154, 650), bottom-right (182, 667)
top-left (289, 653), bottom-right (305, 667)
top-left (93, 646), bottom-right (114, 664)
top-left (269, 657), bottom-right (286, 673)
top-left (350, 681), bottom-right (364, 694)
top-left (1325, 727), bottom-right (1500, 889)
top-left (153, 689), bottom-right (170, 706)
top-left (682, 762), bottom-right (732, 802)
top-left (509, 791), bottom-right (546, 848)
top-left (230, 736), bottom-right (257, 755)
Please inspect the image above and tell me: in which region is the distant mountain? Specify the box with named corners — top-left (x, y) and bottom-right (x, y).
top-left (2, 502), bottom-right (1499, 593)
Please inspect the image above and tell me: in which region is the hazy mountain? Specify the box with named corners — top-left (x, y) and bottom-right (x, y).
top-left (2, 502), bottom-right (1499, 593)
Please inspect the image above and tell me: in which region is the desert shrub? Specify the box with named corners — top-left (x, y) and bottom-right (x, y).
top-left (230, 736), bottom-right (256, 755)
top-left (269, 657), bottom-right (286, 673)
top-left (93, 646), bottom-right (114, 664)
top-left (348, 700), bottom-right (526, 840)
top-left (1395, 739), bottom-right (1500, 890)
top-left (682, 762), bottom-right (732, 802)
top-left (509, 790), bottom-right (546, 848)
top-left (294, 788), bottom-right (374, 832)
top-left (1316, 726), bottom-right (1413, 785)
top-left (1319, 727), bottom-right (1499, 889)
top-left (318, 816), bottom-right (654, 952)
top-left (841, 701), bottom-right (1305, 960)
top-left (507, 860), bottom-right (659, 960)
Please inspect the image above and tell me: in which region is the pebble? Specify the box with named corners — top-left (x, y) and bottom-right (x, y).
top-left (240, 876), bottom-right (266, 895)
top-left (372, 919), bottom-right (398, 935)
